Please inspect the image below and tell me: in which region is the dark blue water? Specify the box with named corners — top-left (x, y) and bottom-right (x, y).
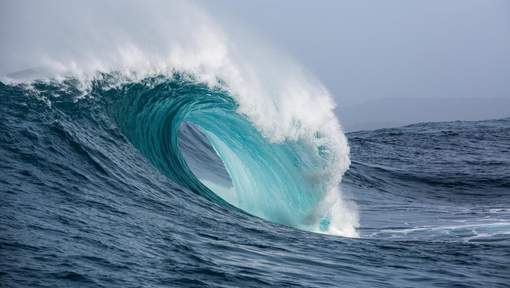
top-left (1, 78), bottom-right (509, 287)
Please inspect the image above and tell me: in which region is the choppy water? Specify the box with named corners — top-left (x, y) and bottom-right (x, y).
top-left (1, 78), bottom-right (509, 287)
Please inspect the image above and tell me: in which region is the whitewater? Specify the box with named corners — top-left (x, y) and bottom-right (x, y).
top-left (1, 1), bottom-right (509, 287)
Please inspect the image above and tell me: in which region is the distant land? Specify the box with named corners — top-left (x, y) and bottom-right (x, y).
top-left (336, 97), bottom-right (510, 132)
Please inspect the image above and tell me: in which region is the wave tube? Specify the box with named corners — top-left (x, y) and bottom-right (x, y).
top-left (106, 75), bottom-right (357, 236)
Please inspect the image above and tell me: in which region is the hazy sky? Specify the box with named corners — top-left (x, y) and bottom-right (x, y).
top-left (203, 0), bottom-right (510, 105)
top-left (202, 0), bottom-right (510, 129)
top-left (2, 1), bottom-right (509, 129)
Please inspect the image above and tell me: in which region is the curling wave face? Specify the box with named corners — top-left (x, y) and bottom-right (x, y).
top-left (2, 72), bottom-right (357, 237)
top-left (106, 74), bottom-right (356, 235)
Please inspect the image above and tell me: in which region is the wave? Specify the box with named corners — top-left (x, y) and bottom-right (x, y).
top-left (342, 119), bottom-right (510, 242)
top-left (1, 72), bottom-right (358, 237)
top-left (345, 119), bottom-right (510, 200)
top-left (1, 0), bottom-right (357, 237)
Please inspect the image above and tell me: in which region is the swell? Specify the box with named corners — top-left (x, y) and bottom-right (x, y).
top-left (340, 119), bottom-right (510, 243)
top-left (344, 119), bottom-right (510, 201)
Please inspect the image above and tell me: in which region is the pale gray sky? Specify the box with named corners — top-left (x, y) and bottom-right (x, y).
top-left (202, 0), bottom-right (510, 129)
top-left (2, 1), bottom-right (509, 130)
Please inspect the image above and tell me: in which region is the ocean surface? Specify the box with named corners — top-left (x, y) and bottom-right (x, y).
top-left (1, 77), bottom-right (510, 287)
